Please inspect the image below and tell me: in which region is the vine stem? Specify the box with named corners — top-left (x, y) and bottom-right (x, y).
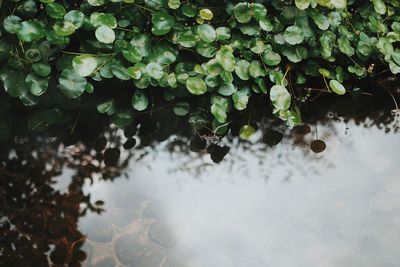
top-left (133, 3), bottom-right (156, 14)
top-left (61, 51), bottom-right (116, 57)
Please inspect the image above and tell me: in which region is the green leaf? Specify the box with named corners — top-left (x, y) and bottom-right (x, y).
top-left (216, 27), bottom-right (231, 40)
top-left (218, 83), bottom-right (236, 96)
top-left (151, 11), bottom-right (175, 35)
top-left (233, 90), bottom-right (249, 110)
top-left (216, 46), bottom-right (236, 72)
top-left (173, 102), bottom-right (190, 116)
top-left (234, 60), bottom-right (250, 80)
top-left (168, 0), bottom-right (181, 9)
top-left (199, 8), bottom-right (213, 20)
top-left (262, 51), bottom-right (281, 66)
top-left (110, 110), bottom-right (134, 128)
top-left (295, 0), bottom-right (310, 10)
top-left (186, 77), bottom-right (207, 95)
top-left (270, 85), bottom-right (291, 110)
top-left (329, 79), bottom-right (346, 95)
top-left (45, 3), bottom-right (66, 19)
top-left (239, 125), bottom-right (256, 140)
top-left (331, 0), bottom-right (347, 9)
top-left (284, 26), bottom-right (304, 45)
top-left (88, 0), bottom-right (105, 6)
top-left (17, 21), bottom-right (46, 42)
top-left (146, 62), bottom-right (163, 80)
top-left (32, 62), bottom-right (51, 77)
top-left (97, 99), bottom-right (116, 115)
top-left (95, 26), bottom-right (115, 44)
top-left (25, 73), bottom-right (48, 96)
top-left (72, 55), bottom-right (98, 77)
top-left (2, 70), bottom-right (28, 97)
top-left (234, 3), bottom-right (252, 23)
top-left (338, 36), bottom-right (355, 56)
top-left (197, 24), bottom-right (216, 43)
top-left (53, 21), bottom-right (76, 36)
top-left (59, 69), bottom-right (87, 98)
top-left (3, 15), bottom-right (22, 34)
top-left (131, 90), bottom-right (149, 111)
top-left (250, 39), bottom-right (266, 54)
top-left (122, 46), bottom-right (142, 63)
top-left (309, 10), bottom-right (329, 30)
top-left (392, 50), bottom-right (400, 66)
top-left (253, 3), bottom-right (267, 20)
top-left (64, 10), bottom-right (85, 29)
top-left (372, 0), bottom-right (386, 15)
top-left (127, 65), bottom-right (142, 80)
top-left (90, 12), bottom-right (117, 28)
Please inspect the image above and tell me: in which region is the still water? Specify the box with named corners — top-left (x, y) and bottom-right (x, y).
top-left (1, 91), bottom-right (400, 266)
top-left (68, 120), bottom-right (400, 267)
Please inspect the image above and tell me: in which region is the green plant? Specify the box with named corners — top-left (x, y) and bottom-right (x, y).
top-left (0, 0), bottom-right (399, 139)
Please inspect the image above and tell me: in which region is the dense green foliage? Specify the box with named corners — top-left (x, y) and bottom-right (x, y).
top-left (0, 0), bottom-right (399, 138)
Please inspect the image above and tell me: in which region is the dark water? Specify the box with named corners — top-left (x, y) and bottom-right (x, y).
top-left (1, 92), bottom-right (400, 267)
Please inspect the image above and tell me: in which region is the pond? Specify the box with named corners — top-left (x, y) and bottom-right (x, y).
top-left (1, 92), bottom-right (400, 267)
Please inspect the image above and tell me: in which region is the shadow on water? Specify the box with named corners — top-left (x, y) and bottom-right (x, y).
top-left (0, 83), bottom-right (399, 266)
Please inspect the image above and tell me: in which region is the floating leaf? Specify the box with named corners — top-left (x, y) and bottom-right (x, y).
top-left (72, 55), bottom-right (98, 77)
top-left (146, 62), bottom-right (163, 80)
top-left (239, 125), bottom-right (256, 140)
top-left (151, 11), bottom-right (175, 35)
top-left (173, 102), bottom-right (190, 116)
top-left (25, 73), bottom-right (48, 96)
top-left (64, 10), bottom-right (85, 29)
top-left (3, 15), bottom-right (22, 33)
top-left (131, 90), bottom-right (149, 111)
top-left (58, 69), bottom-right (87, 98)
top-left (95, 26), bottom-right (115, 44)
top-left (186, 77), bottom-right (207, 95)
top-left (270, 85), bottom-right (291, 110)
top-left (53, 21), bottom-right (76, 36)
top-left (329, 79), bottom-right (346, 95)
top-left (45, 3), bottom-right (66, 19)
top-left (197, 24), bottom-right (216, 43)
top-left (199, 9), bottom-right (213, 20)
top-left (110, 110), bottom-right (134, 128)
top-left (295, 0), bottom-right (310, 10)
top-left (97, 99), bottom-right (116, 115)
top-left (284, 26), bottom-right (304, 45)
top-left (17, 21), bottom-right (45, 42)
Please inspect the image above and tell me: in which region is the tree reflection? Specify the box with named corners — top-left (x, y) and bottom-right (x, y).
top-left (0, 85), bottom-right (398, 266)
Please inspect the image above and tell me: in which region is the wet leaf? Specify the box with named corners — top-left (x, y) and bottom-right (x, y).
top-left (239, 125), bottom-right (256, 140)
top-left (72, 55), bottom-right (98, 77)
top-left (131, 90), bottom-right (149, 111)
top-left (95, 26), bottom-right (115, 44)
top-left (329, 79), bottom-right (346, 95)
top-left (270, 85), bottom-right (291, 110)
top-left (173, 102), bottom-right (190, 116)
top-left (186, 77), bottom-right (207, 95)
top-left (59, 69), bottom-right (87, 98)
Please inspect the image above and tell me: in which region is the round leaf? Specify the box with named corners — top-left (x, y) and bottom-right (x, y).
top-left (95, 26), bottom-right (115, 44)
top-left (197, 24), bottom-right (216, 43)
top-left (329, 79), bottom-right (346, 95)
top-left (72, 55), bottom-right (98, 77)
top-left (270, 85), bottom-right (291, 110)
top-left (131, 90), bottom-right (149, 111)
top-left (186, 77), bottom-right (207, 95)
top-left (59, 69), bottom-right (87, 98)
top-left (284, 26), bottom-right (304, 45)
